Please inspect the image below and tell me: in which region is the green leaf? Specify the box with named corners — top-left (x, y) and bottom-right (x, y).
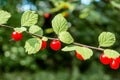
top-left (42, 37), bottom-right (48, 41)
top-left (0, 10), bottom-right (11, 25)
top-left (75, 46), bottom-right (93, 60)
top-left (24, 38), bottom-right (42, 54)
top-left (59, 31), bottom-right (74, 44)
top-left (111, 1), bottom-right (120, 9)
top-left (14, 27), bottom-right (27, 33)
top-left (104, 49), bottom-right (120, 59)
top-left (62, 45), bottom-right (93, 60)
top-left (45, 28), bottom-right (53, 34)
top-left (98, 32), bottom-right (116, 47)
top-left (21, 10), bottom-right (38, 27)
top-left (52, 14), bottom-right (68, 34)
top-left (29, 25), bottom-right (43, 36)
top-left (62, 45), bottom-right (77, 51)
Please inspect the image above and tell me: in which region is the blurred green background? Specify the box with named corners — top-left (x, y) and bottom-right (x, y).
top-left (0, 0), bottom-right (120, 80)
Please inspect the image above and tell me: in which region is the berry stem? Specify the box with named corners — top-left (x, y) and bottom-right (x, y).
top-left (0, 24), bottom-right (104, 51)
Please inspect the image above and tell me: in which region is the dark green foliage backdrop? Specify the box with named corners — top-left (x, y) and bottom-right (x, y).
top-left (0, 0), bottom-right (120, 80)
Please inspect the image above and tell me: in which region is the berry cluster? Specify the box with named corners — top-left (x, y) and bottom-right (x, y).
top-left (100, 53), bottom-right (120, 70)
top-left (12, 31), bottom-right (61, 51)
top-left (75, 51), bottom-right (120, 70)
top-left (40, 39), bottom-right (61, 51)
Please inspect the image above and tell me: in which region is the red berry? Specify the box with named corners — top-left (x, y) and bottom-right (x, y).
top-left (50, 40), bottom-right (61, 51)
top-left (110, 59), bottom-right (119, 70)
top-left (44, 13), bottom-right (50, 18)
top-left (100, 53), bottom-right (112, 65)
top-left (75, 51), bottom-right (84, 60)
top-left (12, 31), bottom-right (23, 41)
top-left (116, 57), bottom-right (120, 63)
top-left (40, 40), bottom-right (47, 50)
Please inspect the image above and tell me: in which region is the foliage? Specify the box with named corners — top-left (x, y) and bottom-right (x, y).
top-left (0, 0), bottom-right (120, 79)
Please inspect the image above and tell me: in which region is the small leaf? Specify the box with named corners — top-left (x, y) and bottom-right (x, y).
top-left (24, 38), bottom-right (42, 54)
top-left (52, 14), bottom-right (68, 34)
top-left (104, 49), bottom-right (120, 59)
top-left (62, 45), bottom-right (77, 51)
top-left (29, 25), bottom-right (43, 36)
top-left (98, 32), bottom-right (116, 47)
top-left (45, 28), bottom-right (53, 34)
top-left (14, 27), bottom-right (27, 33)
top-left (59, 31), bottom-right (74, 44)
top-left (21, 10), bottom-right (38, 27)
top-left (0, 10), bottom-right (11, 25)
top-left (75, 46), bottom-right (93, 60)
top-left (42, 37), bottom-right (48, 41)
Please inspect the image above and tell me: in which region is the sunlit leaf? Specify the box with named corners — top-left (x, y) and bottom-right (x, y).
top-left (24, 38), bottom-right (42, 54)
top-left (62, 45), bottom-right (76, 51)
top-left (0, 10), bottom-right (11, 25)
top-left (14, 27), bottom-right (27, 33)
top-left (59, 31), bottom-right (74, 44)
top-left (104, 49), bottom-right (120, 59)
top-left (98, 32), bottom-right (116, 47)
top-left (21, 10), bottom-right (38, 27)
top-left (75, 46), bottom-right (93, 60)
top-left (29, 25), bottom-right (43, 36)
top-left (52, 14), bottom-right (68, 34)
top-left (42, 36), bottom-right (48, 41)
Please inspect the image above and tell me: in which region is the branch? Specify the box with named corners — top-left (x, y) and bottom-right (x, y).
top-left (0, 24), bottom-right (104, 51)
top-left (0, 24), bottom-right (14, 29)
top-left (73, 42), bottom-right (104, 51)
top-left (25, 31), bottom-right (57, 40)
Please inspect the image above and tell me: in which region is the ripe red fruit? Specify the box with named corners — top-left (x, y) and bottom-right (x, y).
top-left (100, 53), bottom-right (112, 65)
top-left (44, 13), bottom-right (50, 18)
top-left (50, 40), bottom-right (61, 51)
top-left (110, 59), bottom-right (119, 70)
top-left (40, 40), bottom-right (47, 50)
top-left (75, 52), bottom-right (84, 60)
top-left (12, 31), bottom-right (23, 41)
top-left (116, 57), bottom-right (120, 63)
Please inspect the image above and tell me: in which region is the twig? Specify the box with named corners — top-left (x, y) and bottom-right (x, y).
top-left (0, 24), bottom-right (14, 29)
top-left (25, 31), bottom-right (57, 40)
top-left (73, 42), bottom-right (104, 51)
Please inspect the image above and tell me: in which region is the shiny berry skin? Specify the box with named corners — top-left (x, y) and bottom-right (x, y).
top-left (75, 51), bottom-right (84, 60)
top-left (44, 13), bottom-right (50, 18)
top-left (110, 59), bottom-right (119, 70)
top-left (116, 57), bottom-right (120, 63)
top-left (40, 40), bottom-right (47, 50)
top-left (12, 31), bottom-right (23, 41)
top-left (100, 53), bottom-right (112, 65)
top-left (50, 40), bottom-right (61, 51)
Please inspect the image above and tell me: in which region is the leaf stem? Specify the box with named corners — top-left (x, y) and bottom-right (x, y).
top-left (0, 24), bottom-right (104, 51)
